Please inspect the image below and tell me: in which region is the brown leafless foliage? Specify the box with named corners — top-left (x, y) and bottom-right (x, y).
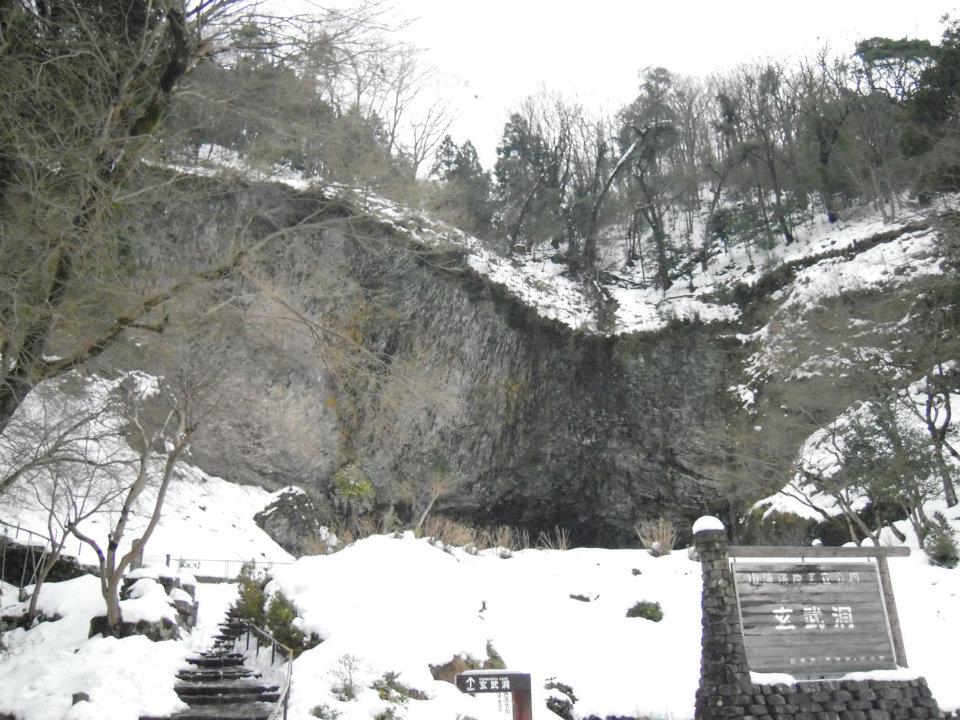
top-left (634, 517), bottom-right (677, 556)
top-left (0, 0), bottom-right (261, 433)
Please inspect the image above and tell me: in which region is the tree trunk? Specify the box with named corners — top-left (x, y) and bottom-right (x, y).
top-left (885, 522), bottom-right (907, 543)
top-left (767, 158), bottom-right (794, 244)
top-left (26, 546), bottom-right (64, 623)
top-left (105, 573), bottom-right (124, 630)
top-left (935, 446), bottom-right (959, 507)
top-left (583, 138), bottom-right (640, 269)
top-left (652, 226), bottom-right (671, 290)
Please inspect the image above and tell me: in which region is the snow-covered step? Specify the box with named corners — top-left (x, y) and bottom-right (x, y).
top-left (141, 705), bottom-right (273, 720)
top-left (185, 656), bottom-right (244, 668)
top-left (177, 692), bottom-right (281, 706)
top-left (176, 669), bottom-right (256, 682)
top-left (143, 602), bottom-right (285, 720)
top-left (175, 681), bottom-right (279, 697)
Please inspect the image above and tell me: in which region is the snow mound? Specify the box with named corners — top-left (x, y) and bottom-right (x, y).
top-left (692, 515), bottom-right (725, 533)
top-left (269, 534), bottom-right (703, 719)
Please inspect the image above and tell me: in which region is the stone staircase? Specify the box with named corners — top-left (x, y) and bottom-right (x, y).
top-left (142, 609), bottom-right (282, 720)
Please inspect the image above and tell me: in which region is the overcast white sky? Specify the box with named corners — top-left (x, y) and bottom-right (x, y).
top-left (286, 1), bottom-right (958, 168)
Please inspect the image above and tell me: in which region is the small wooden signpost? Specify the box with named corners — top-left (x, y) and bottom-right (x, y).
top-left (456, 670), bottom-right (532, 720)
top-left (728, 545), bottom-right (910, 678)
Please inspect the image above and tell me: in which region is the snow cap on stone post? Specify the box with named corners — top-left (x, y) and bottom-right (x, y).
top-left (691, 515), bottom-right (724, 535)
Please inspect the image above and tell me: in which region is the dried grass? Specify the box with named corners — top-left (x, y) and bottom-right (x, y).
top-left (635, 517), bottom-right (677, 557)
top-left (422, 516), bottom-right (478, 547)
top-left (536, 526), bottom-right (571, 550)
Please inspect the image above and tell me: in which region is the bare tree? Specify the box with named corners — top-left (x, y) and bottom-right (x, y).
top-left (1, 376), bottom-right (133, 621)
top-left (0, 0), bottom-right (258, 433)
top-left (68, 364), bottom-right (219, 634)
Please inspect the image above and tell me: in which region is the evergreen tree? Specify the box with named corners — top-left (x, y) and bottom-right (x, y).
top-left (493, 112), bottom-right (565, 251)
top-left (431, 137), bottom-right (493, 236)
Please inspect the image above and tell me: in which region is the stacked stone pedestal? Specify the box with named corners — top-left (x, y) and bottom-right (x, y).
top-left (693, 527), bottom-right (943, 720)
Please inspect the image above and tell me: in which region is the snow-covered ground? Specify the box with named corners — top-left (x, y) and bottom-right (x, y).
top-left (271, 535), bottom-right (702, 720)
top-left (0, 575), bottom-right (237, 720)
top-left (2, 516), bottom-right (957, 720)
top-left (0, 370), bottom-right (294, 581)
top-left (264, 532), bottom-right (959, 720)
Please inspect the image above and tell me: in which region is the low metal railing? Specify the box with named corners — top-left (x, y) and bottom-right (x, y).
top-left (0, 519), bottom-right (52, 548)
top-left (0, 519), bottom-right (52, 593)
top-left (241, 620), bottom-right (294, 720)
top-left (164, 556), bottom-right (293, 581)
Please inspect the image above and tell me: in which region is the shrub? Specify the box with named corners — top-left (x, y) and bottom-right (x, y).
top-left (373, 709), bottom-right (401, 720)
top-left (422, 516), bottom-right (477, 548)
top-left (330, 653), bottom-right (363, 701)
top-left (373, 671), bottom-right (427, 704)
top-left (536, 526), bottom-right (571, 550)
top-left (924, 512), bottom-right (959, 568)
top-left (429, 643), bottom-right (504, 684)
top-left (626, 601), bottom-right (663, 622)
top-left (235, 562), bottom-right (268, 625)
top-left (333, 462), bottom-right (374, 504)
top-left (485, 641), bottom-right (505, 669)
top-left (634, 518), bottom-right (677, 557)
top-left (310, 705), bottom-right (341, 719)
top-left (545, 677), bottom-right (578, 720)
top-left (475, 525), bottom-right (530, 552)
top-left (265, 590), bottom-right (306, 653)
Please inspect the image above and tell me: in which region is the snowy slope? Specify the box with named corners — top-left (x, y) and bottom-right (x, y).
top-left (166, 147), bottom-right (947, 337)
top-left (265, 533), bottom-right (960, 720)
top-left (2, 494), bottom-right (957, 720)
top-left (0, 452), bottom-right (293, 576)
top-left (758, 373), bottom-right (960, 533)
top-left (0, 464), bottom-right (293, 578)
top-left (0, 370), bottom-right (294, 578)
top-left (0, 575), bottom-right (238, 720)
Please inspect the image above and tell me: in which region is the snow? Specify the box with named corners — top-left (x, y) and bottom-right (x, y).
top-left (126, 578), bottom-right (160, 599)
top-left (0, 579), bottom-right (182, 720)
top-left (255, 532), bottom-right (960, 719)
top-left (170, 588), bottom-right (193, 604)
top-left (119, 581), bottom-right (177, 624)
top-left (692, 515), bottom-right (725, 533)
top-left (0, 371), bottom-right (294, 579)
top-left (0, 575), bottom-right (237, 720)
top-left (2, 511), bottom-right (959, 720)
top-left (2, 575), bottom-right (103, 620)
top-left (265, 535), bottom-right (702, 719)
top-left (777, 227), bottom-right (940, 316)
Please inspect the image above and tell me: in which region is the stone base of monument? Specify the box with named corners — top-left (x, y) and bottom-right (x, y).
top-left (702, 677), bottom-right (940, 720)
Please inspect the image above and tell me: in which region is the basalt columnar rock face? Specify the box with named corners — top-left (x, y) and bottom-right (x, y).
top-left (131, 176), bottom-right (744, 546)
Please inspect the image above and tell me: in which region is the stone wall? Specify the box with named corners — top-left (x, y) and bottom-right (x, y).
top-left (692, 525), bottom-right (944, 720)
top-left (0, 539), bottom-right (89, 588)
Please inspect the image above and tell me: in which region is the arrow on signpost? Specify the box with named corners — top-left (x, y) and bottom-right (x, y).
top-left (466, 677), bottom-right (476, 691)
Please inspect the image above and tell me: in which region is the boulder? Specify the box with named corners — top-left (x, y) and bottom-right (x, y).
top-left (254, 487), bottom-right (332, 557)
